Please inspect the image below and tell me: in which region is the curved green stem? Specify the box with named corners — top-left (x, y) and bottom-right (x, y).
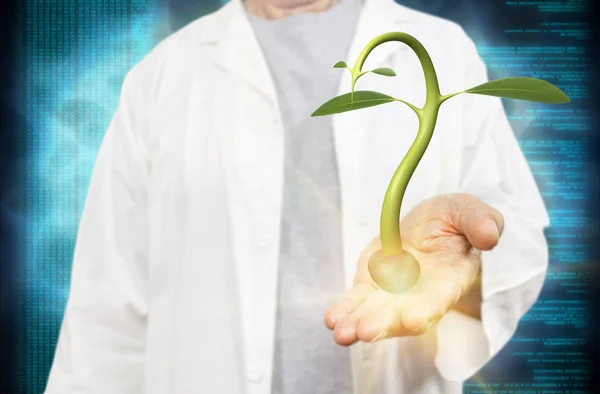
top-left (351, 32), bottom-right (443, 257)
top-left (380, 105), bottom-right (439, 256)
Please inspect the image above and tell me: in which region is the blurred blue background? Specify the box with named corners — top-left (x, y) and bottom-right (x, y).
top-left (2, 0), bottom-right (596, 392)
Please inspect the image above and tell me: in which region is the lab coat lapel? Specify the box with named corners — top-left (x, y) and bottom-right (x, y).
top-left (174, 68), bottom-right (246, 391)
top-left (212, 0), bottom-right (284, 391)
top-left (213, 0), bottom-right (279, 107)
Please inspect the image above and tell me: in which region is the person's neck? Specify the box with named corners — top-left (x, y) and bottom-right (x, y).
top-left (244, 0), bottom-right (340, 20)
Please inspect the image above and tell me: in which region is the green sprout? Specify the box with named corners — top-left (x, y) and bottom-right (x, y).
top-left (312, 32), bottom-right (570, 294)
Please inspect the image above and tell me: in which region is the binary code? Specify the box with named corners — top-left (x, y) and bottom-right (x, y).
top-left (506, 1), bottom-right (590, 13)
top-left (20, 0), bottom-right (161, 392)
top-left (465, 1), bottom-right (592, 393)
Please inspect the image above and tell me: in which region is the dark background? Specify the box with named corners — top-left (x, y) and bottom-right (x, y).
top-left (1, 0), bottom-right (22, 392)
top-left (587, 0), bottom-right (599, 389)
top-left (1, 0), bottom-right (599, 393)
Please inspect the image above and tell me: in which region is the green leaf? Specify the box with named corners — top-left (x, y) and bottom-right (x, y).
top-left (311, 91), bottom-right (396, 117)
top-left (333, 61), bottom-right (348, 68)
top-left (371, 68), bottom-right (396, 77)
top-left (465, 77), bottom-right (570, 103)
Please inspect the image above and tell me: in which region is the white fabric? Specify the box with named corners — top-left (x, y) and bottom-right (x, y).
top-left (247, 0), bottom-right (361, 392)
top-left (44, 0), bottom-right (550, 393)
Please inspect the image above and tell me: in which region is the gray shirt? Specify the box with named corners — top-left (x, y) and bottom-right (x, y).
top-left (247, 0), bottom-right (363, 392)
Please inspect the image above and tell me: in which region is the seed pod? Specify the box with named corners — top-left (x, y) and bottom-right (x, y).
top-left (368, 249), bottom-right (420, 294)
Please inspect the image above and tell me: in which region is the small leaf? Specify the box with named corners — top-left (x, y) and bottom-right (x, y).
top-left (311, 91), bottom-right (396, 117)
top-left (333, 61), bottom-right (348, 68)
top-left (371, 68), bottom-right (396, 77)
top-left (465, 77), bottom-right (570, 103)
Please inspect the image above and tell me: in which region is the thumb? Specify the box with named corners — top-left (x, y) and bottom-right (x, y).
top-left (451, 194), bottom-right (504, 251)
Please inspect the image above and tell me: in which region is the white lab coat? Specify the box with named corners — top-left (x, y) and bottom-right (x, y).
top-left (45, 0), bottom-right (551, 392)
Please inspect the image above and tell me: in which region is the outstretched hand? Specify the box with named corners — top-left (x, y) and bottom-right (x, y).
top-left (325, 193), bottom-right (504, 346)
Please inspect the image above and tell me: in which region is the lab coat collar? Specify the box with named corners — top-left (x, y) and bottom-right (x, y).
top-left (209, 0), bottom-right (279, 106)
top-left (205, 0), bottom-right (416, 104)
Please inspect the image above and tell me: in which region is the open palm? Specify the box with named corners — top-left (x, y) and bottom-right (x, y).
top-left (325, 193), bottom-right (504, 345)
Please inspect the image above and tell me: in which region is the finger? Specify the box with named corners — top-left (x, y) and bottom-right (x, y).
top-left (324, 283), bottom-right (376, 330)
top-left (334, 291), bottom-right (393, 346)
top-left (452, 194), bottom-right (504, 251)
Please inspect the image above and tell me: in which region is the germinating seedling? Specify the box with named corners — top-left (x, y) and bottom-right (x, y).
top-left (312, 32), bottom-right (570, 294)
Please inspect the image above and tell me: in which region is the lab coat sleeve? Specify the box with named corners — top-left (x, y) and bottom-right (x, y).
top-left (45, 71), bottom-right (151, 393)
top-left (433, 28), bottom-right (551, 381)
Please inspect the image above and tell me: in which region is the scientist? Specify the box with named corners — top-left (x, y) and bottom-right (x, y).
top-left (45, 0), bottom-right (550, 392)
